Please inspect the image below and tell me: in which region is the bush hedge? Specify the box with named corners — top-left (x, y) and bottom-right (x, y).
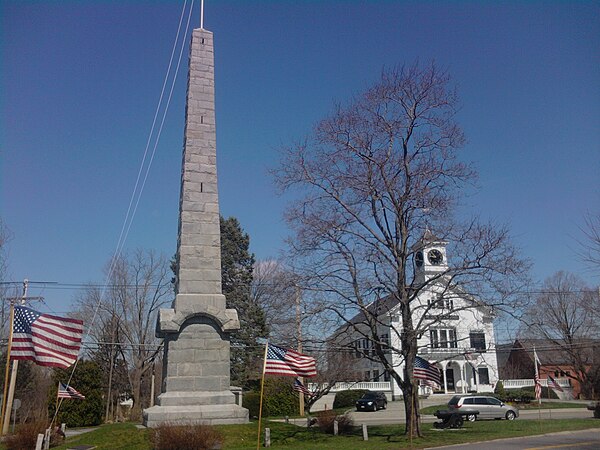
top-left (496, 386), bottom-right (558, 403)
top-left (314, 410), bottom-right (354, 434)
top-left (150, 423), bottom-right (223, 450)
top-left (332, 389), bottom-right (369, 409)
top-left (243, 378), bottom-right (299, 418)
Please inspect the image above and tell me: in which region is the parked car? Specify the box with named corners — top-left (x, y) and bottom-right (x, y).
top-left (448, 395), bottom-right (519, 421)
top-left (355, 391), bottom-right (387, 411)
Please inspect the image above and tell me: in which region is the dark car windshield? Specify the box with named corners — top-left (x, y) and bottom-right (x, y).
top-left (361, 393), bottom-right (379, 399)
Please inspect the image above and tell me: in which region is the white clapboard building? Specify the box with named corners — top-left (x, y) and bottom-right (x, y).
top-left (328, 232), bottom-right (500, 399)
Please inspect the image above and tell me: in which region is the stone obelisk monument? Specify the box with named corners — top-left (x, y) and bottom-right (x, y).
top-left (143, 25), bottom-right (248, 426)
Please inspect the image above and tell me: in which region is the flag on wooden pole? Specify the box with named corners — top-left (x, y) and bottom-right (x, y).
top-left (293, 378), bottom-right (313, 396)
top-left (264, 343), bottom-right (317, 377)
top-left (57, 382), bottom-right (85, 400)
top-left (533, 347), bottom-right (542, 401)
top-left (11, 306), bottom-right (83, 369)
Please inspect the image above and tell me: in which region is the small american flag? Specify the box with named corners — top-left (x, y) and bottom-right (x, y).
top-left (533, 347), bottom-right (542, 400)
top-left (414, 356), bottom-right (441, 387)
top-left (58, 382), bottom-right (85, 400)
top-left (12, 305), bottom-right (83, 369)
top-left (264, 344), bottom-right (317, 378)
top-left (293, 378), bottom-right (313, 396)
top-left (548, 375), bottom-right (564, 392)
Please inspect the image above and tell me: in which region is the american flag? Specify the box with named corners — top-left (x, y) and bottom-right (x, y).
top-left (11, 305), bottom-right (84, 369)
top-left (548, 375), bottom-right (563, 392)
top-left (414, 356), bottom-right (441, 387)
top-left (534, 373), bottom-right (542, 400)
top-left (293, 378), bottom-right (313, 396)
top-left (533, 347), bottom-right (542, 400)
top-left (264, 344), bottom-right (317, 378)
top-left (58, 382), bottom-right (85, 400)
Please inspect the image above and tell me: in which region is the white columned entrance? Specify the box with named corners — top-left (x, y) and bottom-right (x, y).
top-left (440, 361), bottom-right (448, 394)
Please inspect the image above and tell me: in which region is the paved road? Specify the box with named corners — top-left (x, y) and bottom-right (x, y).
top-left (425, 428), bottom-right (600, 449)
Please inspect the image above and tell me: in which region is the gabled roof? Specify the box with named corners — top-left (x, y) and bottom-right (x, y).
top-left (514, 338), bottom-right (598, 366)
top-left (329, 294), bottom-right (401, 340)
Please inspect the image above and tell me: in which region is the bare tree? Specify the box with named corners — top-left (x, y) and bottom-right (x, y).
top-left (577, 212), bottom-right (600, 275)
top-left (274, 62), bottom-right (528, 436)
top-left (76, 249), bottom-right (171, 420)
top-left (0, 218), bottom-right (13, 334)
top-left (522, 271), bottom-right (599, 398)
top-left (252, 260), bottom-right (297, 344)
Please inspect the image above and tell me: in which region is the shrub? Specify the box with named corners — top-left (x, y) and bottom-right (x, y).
top-left (333, 389), bottom-right (369, 409)
top-left (243, 377), bottom-right (299, 418)
top-left (593, 402), bottom-right (600, 419)
top-left (314, 410), bottom-right (354, 434)
top-left (4, 422), bottom-right (64, 450)
top-left (503, 386), bottom-right (558, 403)
top-left (494, 380), bottom-right (505, 400)
top-left (150, 423), bottom-right (223, 450)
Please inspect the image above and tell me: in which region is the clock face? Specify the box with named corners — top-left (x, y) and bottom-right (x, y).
top-left (427, 249), bottom-right (443, 265)
top-left (415, 251), bottom-right (424, 267)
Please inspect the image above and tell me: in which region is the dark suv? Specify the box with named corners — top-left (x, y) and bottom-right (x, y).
top-left (355, 391), bottom-right (387, 411)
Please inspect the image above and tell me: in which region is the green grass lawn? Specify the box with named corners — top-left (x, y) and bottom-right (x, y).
top-left (48, 418), bottom-right (599, 450)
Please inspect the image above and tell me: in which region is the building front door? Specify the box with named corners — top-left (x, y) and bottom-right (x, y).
top-left (446, 368), bottom-right (455, 391)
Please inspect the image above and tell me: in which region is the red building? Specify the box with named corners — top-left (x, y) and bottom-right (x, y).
top-left (498, 339), bottom-right (599, 399)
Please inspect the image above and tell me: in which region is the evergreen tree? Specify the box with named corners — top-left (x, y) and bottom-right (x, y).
top-left (50, 360), bottom-right (104, 427)
top-left (220, 216), bottom-right (269, 387)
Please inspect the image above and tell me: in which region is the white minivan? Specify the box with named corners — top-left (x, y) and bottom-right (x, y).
top-left (448, 395), bottom-right (519, 421)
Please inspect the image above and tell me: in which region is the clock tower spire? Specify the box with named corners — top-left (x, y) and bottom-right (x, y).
top-left (414, 230), bottom-right (448, 284)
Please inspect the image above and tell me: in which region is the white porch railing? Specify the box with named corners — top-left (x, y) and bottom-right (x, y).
top-left (307, 381), bottom-right (392, 392)
top-left (501, 378), bottom-right (571, 389)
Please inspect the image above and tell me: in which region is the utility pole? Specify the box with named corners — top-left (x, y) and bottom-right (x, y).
top-left (296, 285), bottom-right (305, 416)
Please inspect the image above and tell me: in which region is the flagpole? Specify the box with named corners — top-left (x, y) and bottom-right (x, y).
top-left (0, 299), bottom-right (15, 434)
top-left (548, 377), bottom-right (552, 420)
top-left (534, 346), bottom-right (541, 430)
top-left (256, 341), bottom-right (269, 450)
top-left (295, 286), bottom-right (305, 417)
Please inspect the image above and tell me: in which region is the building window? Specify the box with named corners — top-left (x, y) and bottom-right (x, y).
top-left (428, 295), bottom-right (454, 310)
top-left (469, 332), bottom-right (486, 352)
top-left (373, 370), bottom-right (380, 381)
top-left (430, 329), bottom-right (457, 348)
top-left (380, 333), bottom-right (390, 349)
top-left (384, 370), bottom-right (390, 382)
top-left (478, 367), bottom-right (490, 384)
top-left (364, 371), bottom-right (370, 381)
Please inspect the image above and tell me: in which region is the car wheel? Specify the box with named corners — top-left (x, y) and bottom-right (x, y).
top-left (373, 404), bottom-right (378, 411)
top-left (506, 411), bottom-right (516, 420)
top-left (466, 414), bottom-right (476, 422)
top-left (383, 401), bottom-right (387, 410)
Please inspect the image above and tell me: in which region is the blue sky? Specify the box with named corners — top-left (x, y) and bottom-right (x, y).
top-left (1, 1), bottom-right (599, 314)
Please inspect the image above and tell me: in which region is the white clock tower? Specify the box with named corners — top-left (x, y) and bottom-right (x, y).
top-left (414, 230), bottom-right (448, 284)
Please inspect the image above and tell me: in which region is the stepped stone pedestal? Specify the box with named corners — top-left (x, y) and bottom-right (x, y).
top-left (143, 27), bottom-right (249, 427)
